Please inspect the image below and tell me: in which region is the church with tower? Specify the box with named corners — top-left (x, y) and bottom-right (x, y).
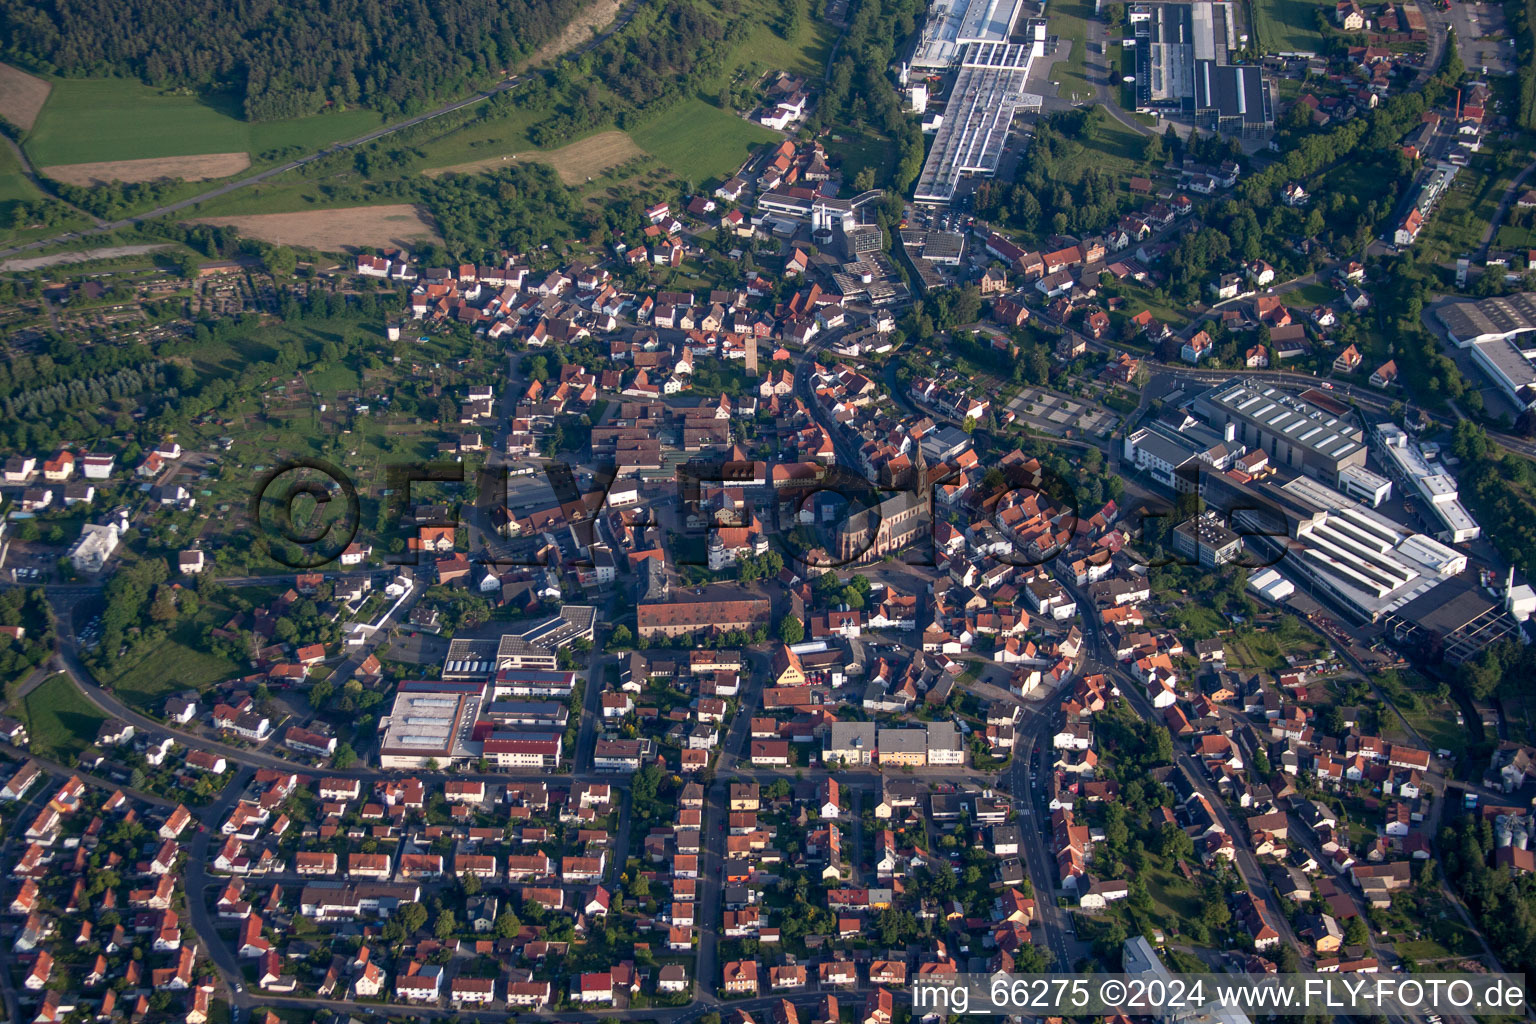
top-left (832, 443), bottom-right (937, 565)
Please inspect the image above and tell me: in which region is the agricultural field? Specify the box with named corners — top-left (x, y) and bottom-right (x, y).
top-left (42, 152), bottom-right (251, 187)
top-left (15, 674), bottom-right (107, 763)
top-left (23, 77), bottom-right (382, 168)
top-left (1251, 0), bottom-right (1329, 53)
top-left (630, 98), bottom-right (778, 181)
top-left (427, 130), bottom-right (645, 185)
top-left (189, 204), bottom-right (442, 250)
top-left (0, 62), bottom-right (51, 131)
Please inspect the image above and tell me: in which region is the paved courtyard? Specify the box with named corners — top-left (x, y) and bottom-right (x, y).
top-left (1007, 386), bottom-right (1117, 437)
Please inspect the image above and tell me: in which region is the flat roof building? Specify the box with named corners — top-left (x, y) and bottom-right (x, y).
top-left (1437, 294), bottom-right (1536, 410)
top-left (1193, 61), bottom-right (1273, 136)
top-left (910, 0), bottom-right (1028, 69)
top-left (1384, 576), bottom-right (1522, 665)
top-left (1208, 469), bottom-right (1465, 623)
top-left (378, 681), bottom-right (486, 769)
top-left (1132, 1), bottom-right (1272, 135)
top-left (1193, 379), bottom-right (1367, 484)
top-left (913, 36), bottom-right (1045, 205)
top-left (441, 606), bottom-right (596, 677)
top-left (1373, 423), bottom-right (1480, 543)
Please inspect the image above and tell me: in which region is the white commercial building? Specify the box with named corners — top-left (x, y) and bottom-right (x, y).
top-left (1276, 475), bottom-right (1467, 621)
top-left (1437, 294), bottom-right (1536, 410)
top-left (913, 35), bottom-right (1044, 205)
top-left (1373, 423), bottom-right (1480, 543)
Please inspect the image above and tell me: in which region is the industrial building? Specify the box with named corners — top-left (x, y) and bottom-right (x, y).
top-left (1191, 379), bottom-right (1367, 484)
top-left (908, 0), bottom-right (1045, 206)
top-left (1372, 422), bottom-right (1480, 543)
top-left (1129, 1), bottom-right (1273, 135)
top-left (1201, 470), bottom-right (1467, 624)
top-left (1383, 576), bottom-right (1524, 665)
top-left (377, 677), bottom-right (569, 770)
top-left (377, 681), bottom-right (487, 770)
top-left (1120, 376), bottom-right (1491, 633)
top-left (910, 0), bottom-right (1029, 69)
top-left (1437, 293), bottom-right (1536, 410)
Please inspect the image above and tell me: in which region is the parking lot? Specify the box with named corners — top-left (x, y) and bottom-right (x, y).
top-left (1447, 1), bottom-right (1517, 75)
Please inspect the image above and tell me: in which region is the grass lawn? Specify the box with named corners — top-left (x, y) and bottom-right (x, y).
top-left (630, 99), bottom-right (778, 182)
top-left (1290, 282), bottom-right (1341, 306)
top-left (825, 130), bottom-right (897, 188)
top-left (1389, 675), bottom-right (1469, 759)
top-left (0, 141), bottom-right (44, 203)
top-left (1168, 602), bottom-right (1224, 639)
top-left (706, 4), bottom-right (837, 97)
top-left (1395, 939), bottom-right (1453, 961)
top-left (1049, 0), bottom-right (1099, 105)
top-left (1141, 864), bottom-right (1203, 931)
top-left (304, 361), bottom-right (362, 394)
top-left (1227, 631), bottom-right (1290, 672)
top-left (405, 105), bottom-right (543, 173)
top-left (16, 674), bottom-right (107, 763)
top-left (1496, 221), bottom-right (1536, 251)
top-left (24, 78), bottom-right (383, 167)
top-left (1116, 280), bottom-right (1192, 328)
top-left (101, 618), bottom-right (240, 711)
top-left (1252, 0), bottom-right (1329, 54)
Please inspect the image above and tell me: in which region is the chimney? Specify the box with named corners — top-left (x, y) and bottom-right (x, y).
top-left (1224, 422), bottom-right (1236, 443)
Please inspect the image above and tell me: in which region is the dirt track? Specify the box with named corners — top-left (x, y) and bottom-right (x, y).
top-left (42, 152), bottom-right (251, 186)
top-left (527, 0), bottom-right (623, 67)
top-left (0, 63), bottom-right (50, 131)
top-left (187, 204), bottom-right (443, 251)
top-left (0, 244), bottom-right (171, 272)
top-left (425, 130), bottom-right (643, 185)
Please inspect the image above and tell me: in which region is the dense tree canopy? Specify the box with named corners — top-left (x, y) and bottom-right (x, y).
top-left (0, 0), bottom-right (584, 120)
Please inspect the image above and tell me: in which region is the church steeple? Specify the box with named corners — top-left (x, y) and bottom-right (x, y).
top-left (913, 435), bottom-right (931, 519)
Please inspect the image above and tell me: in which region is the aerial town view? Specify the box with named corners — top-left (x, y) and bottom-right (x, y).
top-left (0, 0), bottom-right (1534, 1020)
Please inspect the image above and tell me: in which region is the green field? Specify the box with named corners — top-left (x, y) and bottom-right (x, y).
top-left (1252, 0), bottom-right (1329, 53)
top-left (24, 78), bottom-right (383, 167)
top-left (1496, 221), bottom-right (1536, 252)
top-left (718, 10), bottom-right (837, 87)
top-left (825, 130), bottom-right (897, 187)
top-left (1050, 0), bottom-right (1099, 104)
top-left (0, 142), bottom-right (44, 203)
top-left (16, 674), bottom-right (107, 763)
top-left (630, 99), bottom-right (778, 181)
top-left (1289, 282), bottom-right (1342, 306)
top-left (101, 618), bottom-right (240, 711)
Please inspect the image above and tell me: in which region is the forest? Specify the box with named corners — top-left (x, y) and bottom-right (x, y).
top-left (1441, 814), bottom-right (1536, 979)
top-left (0, 0), bottom-right (584, 120)
top-left (521, 0), bottom-right (739, 147)
top-left (813, 0), bottom-right (925, 191)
